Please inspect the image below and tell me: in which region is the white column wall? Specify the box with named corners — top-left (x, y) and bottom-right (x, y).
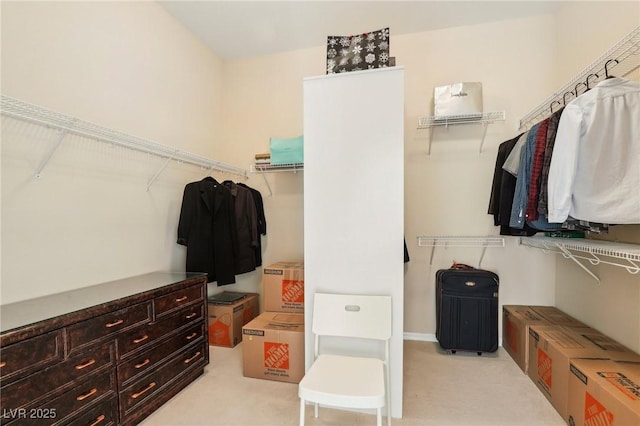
top-left (303, 68), bottom-right (404, 418)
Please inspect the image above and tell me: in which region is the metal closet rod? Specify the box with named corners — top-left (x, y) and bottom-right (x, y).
top-left (0, 94), bottom-right (248, 181)
top-left (519, 26), bottom-right (640, 130)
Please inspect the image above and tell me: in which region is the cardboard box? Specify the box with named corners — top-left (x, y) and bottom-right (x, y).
top-left (208, 292), bottom-right (259, 347)
top-left (530, 306), bottom-right (587, 328)
top-left (263, 261), bottom-right (304, 313)
top-left (242, 312), bottom-right (305, 383)
top-left (502, 305), bottom-right (551, 373)
top-left (528, 325), bottom-right (607, 421)
top-left (571, 327), bottom-right (640, 363)
top-left (568, 358), bottom-right (640, 426)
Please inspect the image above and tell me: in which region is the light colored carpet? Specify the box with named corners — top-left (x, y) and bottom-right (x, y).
top-left (141, 340), bottom-right (565, 426)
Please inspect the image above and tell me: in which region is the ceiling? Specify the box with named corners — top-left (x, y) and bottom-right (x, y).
top-left (158, 1), bottom-right (562, 60)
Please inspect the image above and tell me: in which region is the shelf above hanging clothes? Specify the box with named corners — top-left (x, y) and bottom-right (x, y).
top-left (417, 111), bottom-right (506, 155)
top-left (519, 26), bottom-right (640, 131)
top-left (250, 162), bottom-right (303, 196)
top-left (417, 236), bottom-right (505, 268)
top-left (0, 94), bottom-right (248, 190)
top-left (519, 236), bottom-right (640, 282)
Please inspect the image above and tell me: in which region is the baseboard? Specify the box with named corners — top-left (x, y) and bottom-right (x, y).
top-left (403, 332), bottom-right (437, 342)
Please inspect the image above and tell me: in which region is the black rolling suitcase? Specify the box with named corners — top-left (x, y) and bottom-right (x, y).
top-left (436, 262), bottom-right (499, 355)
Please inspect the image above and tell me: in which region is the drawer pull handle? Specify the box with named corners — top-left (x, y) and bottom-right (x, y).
top-left (175, 296), bottom-right (188, 302)
top-left (135, 359), bottom-right (150, 369)
top-left (133, 335), bottom-right (149, 344)
top-left (105, 319), bottom-right (124, 328)
top-left (186, 332), bottom-right (198, 340)
top-left (76, 388), bottom-right (98, 401)
top-left (0, 361), bottom-right (6, 368)
top-left (89, 415), bottom-right (106, 426)
top-left (75, 359), bottom-right (96, 370)
top-left (184, 351), bottom-right (201, 364)
top-left (185, 312), bottom-right (197, 319)
top-left (132, 382), bottom-right (156, 399)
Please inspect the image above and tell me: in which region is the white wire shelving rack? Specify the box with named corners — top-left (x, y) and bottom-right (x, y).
top-left (250, 162), bottom-right (303, 196)
top-left (519, 236), bottom-right (640, 282)
top-left (519, 26), bottom-right (640, 131)
top-left (1, 94), bottom-right (248, 190)
top-left (417, 236), bottom-right (505, 268)
top-left (417, 111), bottom-right (506, 156)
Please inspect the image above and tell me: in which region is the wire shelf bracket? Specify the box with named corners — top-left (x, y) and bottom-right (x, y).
top-left (1, 94), bottom-right (248, 189)
top-left (519, 236), bottom-right (640, 282)
top-left (519, 26), bottom-right (640, 131)
top-left (250, 162), bottom-right (303, 197)
top-left (417, 236), bottom-right (505, 268)
top-left (417, 111), bottom-right (506, 156)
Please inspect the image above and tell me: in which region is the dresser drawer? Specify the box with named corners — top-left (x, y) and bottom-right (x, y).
top-left (119, 342), bottom-right (206, 418)
top-left (1, 343), bottom-right (115, 411)
top-left (65, 395), bottom-right (118, 426)
top-left (154, 284), bottom-right (203, 317)
top-left (0, 330), bottom-right (63, 384)
top-left (67, 302), bottom-right (152, 352)
top-left (116, 304), bottom-right (204, 360)
top-left (117, 322), bottom-right (204, 386)
top-left (2, 370), bottom-right (116, 426)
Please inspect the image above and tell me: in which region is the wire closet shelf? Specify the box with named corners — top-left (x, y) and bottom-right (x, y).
top-left (1, 94), bottom-right (248, 186)
top-left (519, 26), bottom-right (640, 131)
top-left (417, 236), bottom-right (505, 268)
top-left (519, 237), bottom-right (640, 282)
top-left (250, 162), bottom-right (303, 173)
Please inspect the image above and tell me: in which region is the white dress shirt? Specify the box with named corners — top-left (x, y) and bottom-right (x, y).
top-left (547, 77), bottom-right (640, 224)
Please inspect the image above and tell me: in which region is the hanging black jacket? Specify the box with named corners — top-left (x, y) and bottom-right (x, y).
top-left (177, 177), bottom-right (238, 285)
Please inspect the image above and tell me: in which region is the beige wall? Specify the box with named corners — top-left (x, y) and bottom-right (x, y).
top-left (1, 1), bottom-right (227, 302)
top-left (2, 1), bottom-right (639, 353)
top-left (552, 1), bottom-right (640, 352)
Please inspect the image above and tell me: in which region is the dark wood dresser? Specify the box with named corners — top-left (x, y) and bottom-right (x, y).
top-left (0, 272), bottom-right (209, 425)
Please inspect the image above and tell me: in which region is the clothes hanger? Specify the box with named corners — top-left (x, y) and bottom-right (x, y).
top-left (574, 82), bottom-right (587, 98)
top-left (549, 100), bottom-right (563, 114)
top-left (604, 59), bottom-right (619, 79)
top-left (585, 73), bottom-right (599, 90)
top-left (563, 91), bottom-right (574, 105)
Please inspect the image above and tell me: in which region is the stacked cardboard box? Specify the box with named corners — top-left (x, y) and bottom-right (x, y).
top-left (263, 261), bottom-right (304, 313)
top-left (502, 305), bottom-right (551, 373)
top-left (242, 261), bottom-right (305, 384)
top-left (507, 305), bottom-right (640, 422)
top-left (528, 325), bottom-right (606, 420)
top-left (208, 292), bottom-right (259, 348)
top-left (242, 312), bottom-right (305, 383)
top-left (567, 358), bottom-right (640, 426)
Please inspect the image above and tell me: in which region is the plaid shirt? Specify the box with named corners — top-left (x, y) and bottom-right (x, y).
top-left (525, 118), bottom-right (549, 221)
top-left (537, 108), bottom-right (564, 215)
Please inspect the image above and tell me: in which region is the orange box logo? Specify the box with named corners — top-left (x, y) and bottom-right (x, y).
top-left (264, 342), bottom-right (290, 370)
top-left (585, 391), bottom-right (614, 426)
top-left (538, 349), bottom-right (552, 388)
top-left (282, 279), bottom-right (304, 303)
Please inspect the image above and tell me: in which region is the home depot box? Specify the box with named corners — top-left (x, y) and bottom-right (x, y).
top-left (263, 261), bottom-right (304, 313)
top-left (208, 293), bottom-right (259, 347)
top-left (530, 305), bottom-right (587, 328)
top-left (568, 358), bottom-right (640, 426)
top-left (571, 327), bottom-right (640, 363)
top-left (528, 325), bottom-right (608, 421)
top-left (242, 312), bottom-right (304, 383)
top-left (502, 305), bottom-right (551, 373)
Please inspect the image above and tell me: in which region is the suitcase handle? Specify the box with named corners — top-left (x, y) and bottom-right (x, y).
top-left (451, 262), bottom-right (475, 270)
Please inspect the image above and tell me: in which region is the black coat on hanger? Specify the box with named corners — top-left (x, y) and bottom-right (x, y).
top-left (177, 177), bottom-right (238, 285)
